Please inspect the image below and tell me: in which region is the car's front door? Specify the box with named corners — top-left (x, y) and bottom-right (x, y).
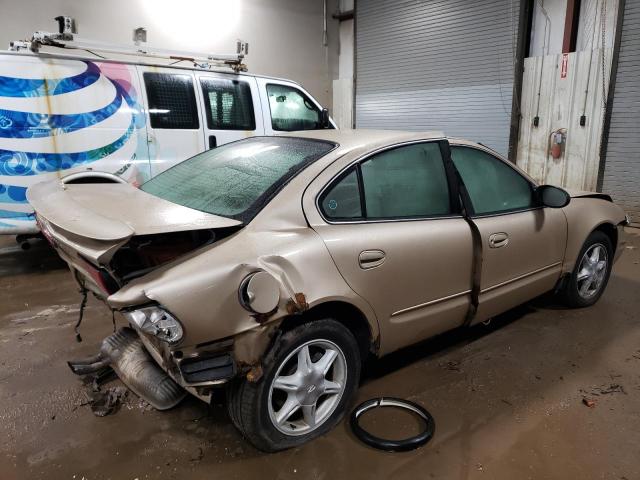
top-left (449, 145), bottom-right (567, 324)
top-left (306, 141), bottom-right (474, 355)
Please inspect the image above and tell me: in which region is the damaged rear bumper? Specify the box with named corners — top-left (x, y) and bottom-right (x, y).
top-left (69, 328), bottom-right (186, 409)
top-left (69, 327), bottom-right (238, 408)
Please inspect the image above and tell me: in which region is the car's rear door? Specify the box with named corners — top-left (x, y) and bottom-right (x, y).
top-left (137, 67), bottom-right (205, 176)
top-left (304, 140), bottom-right (474, 355)
top-left (449, 144), bottom-right (567, 324)
top-left (195, 72), bottom-right (264, 149)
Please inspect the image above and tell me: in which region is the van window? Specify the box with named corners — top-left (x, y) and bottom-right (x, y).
top-left (266, 83), bottom-right (322, 131)
top-left (144, 72), bottom-right (199, 129)
top-left (201, 78), bottom-right (255, 130)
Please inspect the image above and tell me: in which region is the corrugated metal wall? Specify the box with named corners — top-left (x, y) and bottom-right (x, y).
top-left (355, 0), bottom-right (521, 156)
top-left (602, 0), bottom-right (640, 221)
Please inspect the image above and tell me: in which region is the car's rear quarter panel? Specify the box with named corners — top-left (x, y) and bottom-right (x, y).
top-left (107, 160), bottom-right (380, 354)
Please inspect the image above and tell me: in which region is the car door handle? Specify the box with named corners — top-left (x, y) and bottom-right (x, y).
top-left (359, 250), bottom-right (386, 269)
top-left (489, 232), bottom-right (509, 248)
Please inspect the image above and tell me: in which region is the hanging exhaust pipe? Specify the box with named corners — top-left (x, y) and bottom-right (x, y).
top-left (68, 327), bottom-right (186, 410)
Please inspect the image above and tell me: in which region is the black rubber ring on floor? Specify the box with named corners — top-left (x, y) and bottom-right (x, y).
top-left (350, 397), bottom-right (435, 452)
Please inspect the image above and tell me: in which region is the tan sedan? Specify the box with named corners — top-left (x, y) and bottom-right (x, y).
top-left (28, 130), bottom-right (628, 451)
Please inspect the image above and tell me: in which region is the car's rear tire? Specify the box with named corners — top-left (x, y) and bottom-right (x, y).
top-left (227, 319), bottom-right (361, 452)
top-left (560, 230), bottom-right (613, 308)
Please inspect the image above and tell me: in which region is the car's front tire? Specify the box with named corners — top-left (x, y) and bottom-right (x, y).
top-left (560, 230), bottom-right (613, 308)
top-left (227, 319), bottom-right (361, 452)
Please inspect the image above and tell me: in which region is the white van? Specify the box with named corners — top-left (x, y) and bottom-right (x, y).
top-left (0, 43), bottom-right (334, 240)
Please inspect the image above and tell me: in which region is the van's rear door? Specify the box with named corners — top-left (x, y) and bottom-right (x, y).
top-left (136, 66), bottom-right (206, 176)
top-left (195, 72), bottom-right (264, 149)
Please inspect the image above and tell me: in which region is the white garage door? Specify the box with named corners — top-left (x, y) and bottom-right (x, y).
top-left (355, 0), bottom-right (521, 157)
top-left (601, 0), bottom-right (640, 221)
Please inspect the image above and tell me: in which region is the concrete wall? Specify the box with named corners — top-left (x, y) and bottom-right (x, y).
top-left (0, 0), bottom-right (340, 108)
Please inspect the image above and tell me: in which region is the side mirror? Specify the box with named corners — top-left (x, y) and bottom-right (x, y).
top-left (538, 185), bottom-right (570, 208)
top-left (319, 108), bottom-right (330, 128)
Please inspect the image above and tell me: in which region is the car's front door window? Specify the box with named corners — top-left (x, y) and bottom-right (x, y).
top-left (450, 146), bottom-right (535, 215)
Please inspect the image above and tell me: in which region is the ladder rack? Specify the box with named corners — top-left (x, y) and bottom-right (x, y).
top-left (9, 20), bottom-right (249, 72)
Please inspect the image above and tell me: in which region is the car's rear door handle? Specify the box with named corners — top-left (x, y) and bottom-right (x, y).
top-left (359, 250), bottom-right (386, 269)
top-left (489, 232), bottom-right (509, 248)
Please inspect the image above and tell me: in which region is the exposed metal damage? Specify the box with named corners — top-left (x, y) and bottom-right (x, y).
top-left (68, 327), bottom-right (186, 410)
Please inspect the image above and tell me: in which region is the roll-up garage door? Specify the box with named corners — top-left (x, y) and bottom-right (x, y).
top-left (601, 0), bottom-right (640, 221)
top-left (355, 0), bottom-right (521, 156)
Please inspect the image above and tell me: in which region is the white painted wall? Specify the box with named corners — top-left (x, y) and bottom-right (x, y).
top-left (576, 0), bottom-right (618, 51)
top-left (529, 0), bottom-right (618, 56)
top-left (0, 0), bottom-right (340, 108)
top-left (331, 0), bottom-right (354, 128)
top-left (530, 0), bottom-right (567, 56)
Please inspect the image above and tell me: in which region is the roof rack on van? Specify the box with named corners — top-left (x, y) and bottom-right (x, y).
top-left (8, 16), bottom-right (249, 72)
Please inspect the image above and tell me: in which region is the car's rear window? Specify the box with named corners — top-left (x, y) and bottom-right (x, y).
top-left (141, 137), bottom-right (335, 222)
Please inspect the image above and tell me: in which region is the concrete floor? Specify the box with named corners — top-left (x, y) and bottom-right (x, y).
top-left (1, 230), bottom-right (639, 480)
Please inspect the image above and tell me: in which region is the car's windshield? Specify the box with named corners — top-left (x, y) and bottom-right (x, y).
top-left (141, 137), bottom-right (335, 222)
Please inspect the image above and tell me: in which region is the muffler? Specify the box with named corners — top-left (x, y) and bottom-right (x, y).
top-left (68, 327), bottom-right (186, 410)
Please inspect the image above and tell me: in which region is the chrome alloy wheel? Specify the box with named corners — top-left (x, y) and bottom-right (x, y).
top-left (577, 243), bottom-right (608, 299)
top-left (267, 339), bottom-right (347, 436)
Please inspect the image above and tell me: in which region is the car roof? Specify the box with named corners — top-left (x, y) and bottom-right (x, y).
top-left (284, 129), bottom-right (447, 152)
top-left (281, 129), bottom-right (537, 185)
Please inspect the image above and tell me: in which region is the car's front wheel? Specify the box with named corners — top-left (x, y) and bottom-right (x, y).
top-left (227, 319), bottom-right (361, 452)
top-left (560, 230), bottom-right (613, 308)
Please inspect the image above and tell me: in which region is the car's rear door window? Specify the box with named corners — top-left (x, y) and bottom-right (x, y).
top-left (319, 142), bottom-right (451, 221)
top-left (320, 169), bottom-right (363, 220)
top-left (143, 72), bottom-right (199, 129)
top-left (200, 78), bottom-right (255, 130)
top-left (360, 143), bottom-right (450, 219)
top-left (450, 146), bottom-right (534, 215)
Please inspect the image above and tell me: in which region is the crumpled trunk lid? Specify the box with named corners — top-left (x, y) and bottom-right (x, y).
top-left (27, 181), bottom-right (242, 294)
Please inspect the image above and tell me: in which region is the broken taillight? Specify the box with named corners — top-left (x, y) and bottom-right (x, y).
top-left (76, 255), bottom-right (119, 295)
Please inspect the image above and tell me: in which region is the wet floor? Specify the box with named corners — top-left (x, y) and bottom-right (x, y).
top-left (1, 231), bottom-right (640, 479)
